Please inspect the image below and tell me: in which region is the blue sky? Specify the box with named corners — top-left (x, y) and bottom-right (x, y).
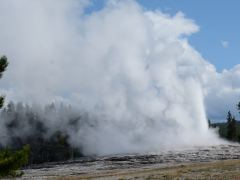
top-left (87, 0), bottom-right (240, 72)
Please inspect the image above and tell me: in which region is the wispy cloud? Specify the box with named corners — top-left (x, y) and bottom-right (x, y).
top-left (221, 40), bottom-right (229, 48)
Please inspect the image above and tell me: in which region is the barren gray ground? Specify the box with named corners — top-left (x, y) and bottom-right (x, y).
top-left (20, 144), bottom-right (240, 179)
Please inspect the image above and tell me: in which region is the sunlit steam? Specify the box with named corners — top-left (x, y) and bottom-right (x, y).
top-left (0, 0), bottom-right (224, 155)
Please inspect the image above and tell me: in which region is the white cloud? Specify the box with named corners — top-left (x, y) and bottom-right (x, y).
top-left (221, 40), bottom-right (229, 48)
top-left (204, 65), bottom-right (240, 121)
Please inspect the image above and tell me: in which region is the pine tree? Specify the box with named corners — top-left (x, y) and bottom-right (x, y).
top-left (231, 116), bottom-right (237, 141)
top-left (226, 111), bottom-right (232, 140)
top-left (208, 119), bottom-right (211, 128)
top-left (0, 56), bottom-right (8, 108)
top-left (237, 102), bottom-right (240, 112)
top-left (0, 56), bottom-right (29, 177)
top-left (226, 111), bottom-right (237, 141)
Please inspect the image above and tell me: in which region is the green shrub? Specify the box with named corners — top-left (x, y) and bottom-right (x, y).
top-left (0, 145), bottom-right (30, 177)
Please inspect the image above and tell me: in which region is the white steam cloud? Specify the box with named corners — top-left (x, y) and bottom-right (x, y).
top-left (0, 0), bottom-right (236, 155)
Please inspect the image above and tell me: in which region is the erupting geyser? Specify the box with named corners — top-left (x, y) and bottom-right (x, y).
top-left (0, 0), bottom-right (224, 155)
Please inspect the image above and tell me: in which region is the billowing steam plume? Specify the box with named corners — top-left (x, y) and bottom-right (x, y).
top-left (0, 0), bottom-right (227, 155)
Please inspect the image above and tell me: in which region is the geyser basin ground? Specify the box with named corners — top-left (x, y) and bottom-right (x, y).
top-left (22, 144), bottom-right (240, 179)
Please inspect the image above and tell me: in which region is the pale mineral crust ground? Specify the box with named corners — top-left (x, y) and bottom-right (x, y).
top-left (19, 144), bottom-right (240, 179)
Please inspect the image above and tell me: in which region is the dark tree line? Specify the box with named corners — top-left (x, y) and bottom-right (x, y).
top-left (0, 102), bottom-right (85, 165)
top-left (210, 102), bottom-right (240, 142)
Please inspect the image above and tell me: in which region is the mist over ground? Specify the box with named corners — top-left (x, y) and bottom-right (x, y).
top-left (0, 0), bottom-right (237, 155)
